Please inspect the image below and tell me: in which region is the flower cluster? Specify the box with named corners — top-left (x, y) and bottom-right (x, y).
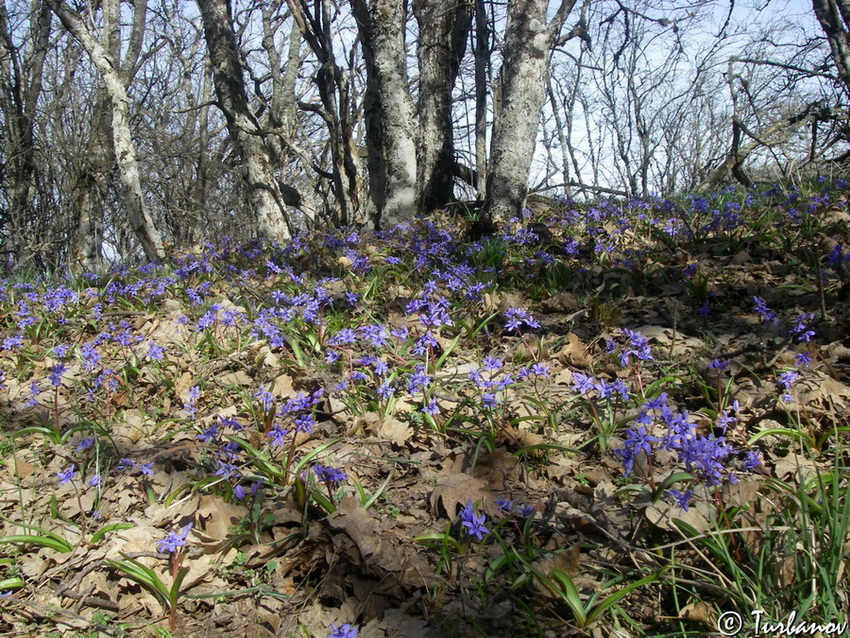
top-left (617, 394), bottom-right (752, 487)
top-left (459, 500), bottom-right (489, 541)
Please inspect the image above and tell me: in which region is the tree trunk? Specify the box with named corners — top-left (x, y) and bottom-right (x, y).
top-left (69, 92), bottom-right (112, 273)
top-left (473, 0), bottom-right (490, 199)
top-left (0, 0), bottom-right (51, 269)
top-left (289, 0), bottom-right (361, 227)
top-left (197, 0), bottom-right (293, 240)
top-left (413, 0), bottom-right (471, 213)
top-left (813, 0), bottom-right (850, 98)
top-left (47, 0), bottom-right (165, 262)
top-left (484, 0), bottom-right (576, 221)
top-left (351, 0), bottom-right (417, 229)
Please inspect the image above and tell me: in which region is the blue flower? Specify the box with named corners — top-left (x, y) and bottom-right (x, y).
top-left (56, 465), bottom-right (77, 485)
top-left (137, 462), bottom-right (155, 477)
top-left (795, 351), bottom-right (813, 369)
top-left (459, 500), bottom-right (489, 541)
top-left (790, 312), bottom-right (815, 343)
top-left (707, 358), bottom-right (729, 371)
top-left (744, 449), bottom-right (763, 471)
top-left (572, 372), bottom-right (595, 396)
top-left (254, 386), bottom-right (274, 411)
top-left (504, 307), bottom-right (540, 333)
top-left (313, 464), bottom-right (348, 485)
top-left (667, 489), bottom-right (693, 511)
top-left (514, 503), bottom-right (536, 518)
top-left (421, 400), bottom-right (440, 416)
top-left (327, 623), bottom-right (359, 638)
top-left (752, 297), bottom-right (777, 325)
top-left (157, 523), bottom-right (193, 554)
top-left (145, 341), bottom-right (167, 361)
top-left (777, 370), bottom-right (799, 390)
top-left (48, 363), bottom-right (66, 388)
top-left (678, 434), bottom-right (734, 486)
top-left (617, 426), bottom-right (658, 476)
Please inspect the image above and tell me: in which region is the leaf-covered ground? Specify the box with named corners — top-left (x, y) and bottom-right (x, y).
top-left (1, 182), bottom-right (849, 637)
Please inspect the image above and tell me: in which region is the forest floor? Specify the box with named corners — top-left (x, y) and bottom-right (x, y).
top-left (0, 181), bottom-right (849, 638)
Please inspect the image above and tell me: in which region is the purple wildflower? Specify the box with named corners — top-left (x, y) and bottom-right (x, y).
top-left (254, 386), bottom-right (274, 411)
top-left (667, 489), bottom-right (693, 511)
top-left (313, 464), bottom-right (348, 485)
top-left (327, 623), bottom-right (359, 638)
top-left (459, 500), bottom-right (489, 541)
top-left (795, 351), bottom-right (813, 369)
top-left (744, 449), bottom-right (763, 471)
top-left (157, 523), bottom-right (193, 554)
top-left (56, 465), bottom-right (77, 484)
top-left (790, 312), bottom-right (815, 343)
top-left (48, 363), bottom-right (66, 388)
top-left (504, 307), bottom-right (540, 333)
top-left (752, 296), bottom-right (777, 325)
top-left (617, 426), bottom-right (658, 476)
top-left (421, 399), bottom-right (440, 416)
top-left (572, 372), bottom-right (595, 396)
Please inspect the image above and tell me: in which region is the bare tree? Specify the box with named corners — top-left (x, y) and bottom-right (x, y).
top-left (47, 0), bottom-right (166, 262)
top-left (483, 0), bottom-right (577, 220)
top-left (350, 0), bottom-right (418, 229)
top-left (813, 0), bottom-right (850, 98)
top-left (413, 0), bottom-right (471, 213)
top-left (288, 0), bottom-right (363, 227)
top-left (0, 0), bottom-right (52, 269)
top-left (197, 0), bottom-right (319, 240)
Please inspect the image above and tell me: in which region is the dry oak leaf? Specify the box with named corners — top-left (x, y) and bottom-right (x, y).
top-left (328, 496), bottom-right (383, 559)
top-left (328, 497), bottom-right (436, 588)
top-left (378, 417), bottom-right (413, 446)
top-left (430, 472), bottom-right (491, 518)
top-left (645, 499), bottom-right (711, 534)
top-left (558, 332), bottom-right (590, 368)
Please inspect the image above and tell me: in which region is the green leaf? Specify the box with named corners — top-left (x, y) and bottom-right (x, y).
top-left (748, 427), bottom-right (815, 447)
top-left (169, 566), bottom-right (190, 603)
top-left (291, 438), bottom-right (341, 477)
top-left (0, 577), bottom-right (24, 591)
top-left (0, 533), bottom-right (73, 553)
top-left (412, 533), bottom-right (460, 552)
top-left (434, 334), bottom-right (461, 370)
top-left (584, 569), bottom-right (666, 624)
top-left (107, 557), bottom-right (170, 607)
top-left (89, 523), bottom-right (135, 545)
top-left (548, 569), bottom-right (588, 626)
top-left (655, 471), bottom-right (695, 493)
top-left (309, 491), bottom-right (336, 514)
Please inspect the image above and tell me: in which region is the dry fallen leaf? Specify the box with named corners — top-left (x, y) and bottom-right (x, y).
top-left (678, 601), bottom-right (717, 628)
top-left (377, 416), bottom-right (413, 445)
top-left (558, 332), bottom-right (590, 367)
top-left (430, 472), bottom-right (491, 518)
top-left (645, 499), bottom-right (711, 534)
